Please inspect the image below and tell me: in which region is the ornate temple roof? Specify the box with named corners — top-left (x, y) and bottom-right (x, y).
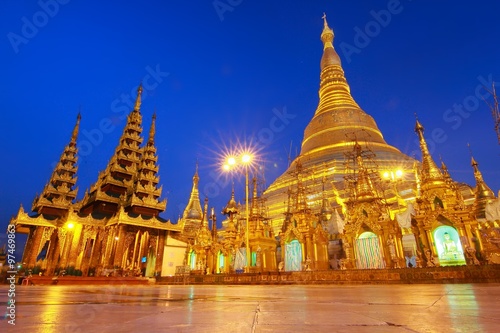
top-left (79, 85), bottom-right (145, 215)
top-left (126, 112), bottom-right (167, 215)
top-left (32, 113), bottom-right (80, 216)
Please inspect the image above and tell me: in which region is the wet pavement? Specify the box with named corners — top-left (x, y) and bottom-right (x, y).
top-left (1, 283), bottom-right (500, 332)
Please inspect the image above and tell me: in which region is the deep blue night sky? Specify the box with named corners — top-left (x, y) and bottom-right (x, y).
top-left (1, 1), bottom-right (499, 239)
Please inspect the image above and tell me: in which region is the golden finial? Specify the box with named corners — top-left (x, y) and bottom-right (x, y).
top-left (71, 112), bottom-right (81, 142)
top-left (148, 111), bottom-right (156, 143)
top-left (414, 113), bottom-right (424, 132)
top-left (467, 143), bottom-right (478, 167)
top-left (321, 12), bottom-right (334, 44)
top-left (193, 161), bottom-right (199, 184)
top-left (134, 83), bottom-right (143, 111)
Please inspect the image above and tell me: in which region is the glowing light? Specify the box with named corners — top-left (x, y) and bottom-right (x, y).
top-left (66, 222), bottom-right (74, 229)
top-left (383, 171), bottom-right (389, 179)
top-left (227, 156), bottom-right (236, 166)
top-left (395, 169), bottom-right (403, 178)
top-left (241, 153), bottom-right (252, 164)
top-left (115, 236), bottom-right (119, 241)
top-left (223, 164), bottom-right (230, 171)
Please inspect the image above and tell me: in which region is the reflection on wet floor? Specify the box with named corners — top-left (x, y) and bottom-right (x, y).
top-left (1, 284), bottom-right (499, 332)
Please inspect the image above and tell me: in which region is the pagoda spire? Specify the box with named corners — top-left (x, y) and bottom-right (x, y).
top-left (202, 197), bottom-right (209, 228)
top-left (222, 183), bottom-right (239, 217)
top-left (126, 113), bottom-right (166, 216)
top-left (222, 183), bottom-right (238, 240)
top-left (414, 120), bottom-right (445, 186)
top-left (32, 113), bottom-right (80, 216)
top-left (301, 14), bottom-right (397, 156)
top-left (80, 84), bottom-right (144, 215)
top-left (471, 156), bottom-right (495, 219)
top-left (181, 163), bottom-right (204, 235)
top-left (294, 159), bottom-right (308, 213)
top-left (148, 112), bottom-right (156, 144)
top-left (71, 112), bottom-right (81, 143)
top-left (183, 163), bottom-right (203, 220)
top-left (352, 142), bottom-right (377, 201)
top-left (134, 83), bottom-right (143, 111)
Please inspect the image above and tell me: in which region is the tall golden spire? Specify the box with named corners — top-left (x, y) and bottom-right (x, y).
top-left (182, 163), bottom-right (204, 235)
top-left (301, 14), bottom-right (397, 156)
top-left (126, 113), bottom-right (166, 216)
top-left (32, 113), bottom-right (80, 215)
top-left (202, 197), bottom-right (209, 228)
top-left (80, 85), bottom-right (144, 215)
top-left (148, 112), bottom-right (156, 144)
top-left (183, 163), bottom-right (203, 220)
top-left (414, 120), bottom-right (445, 186)
top-left (471, 156), bottom-right (495, 219)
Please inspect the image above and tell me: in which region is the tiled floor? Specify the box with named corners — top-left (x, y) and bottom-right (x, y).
top-left (1, 283), bottom-right (499, 332)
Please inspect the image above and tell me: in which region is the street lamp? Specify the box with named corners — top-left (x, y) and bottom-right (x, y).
top-left (383, 169), bottom-right (403, 181)
top-left (223, 151), bottom-right (254, 273)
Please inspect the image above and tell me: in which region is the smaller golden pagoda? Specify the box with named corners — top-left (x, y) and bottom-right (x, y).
top-left (179, 164), bottom-right (204, 238)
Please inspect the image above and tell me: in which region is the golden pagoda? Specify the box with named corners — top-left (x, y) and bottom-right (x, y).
top-left (263, 15), bottom-right (417, 235)
top-left (179, 164), bottom-right (204, 238)
top-left (31, 113), bottom-right (80, 216)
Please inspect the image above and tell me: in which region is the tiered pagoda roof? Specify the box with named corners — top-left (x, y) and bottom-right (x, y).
top-left (32, 113), bottom-right (81, 217)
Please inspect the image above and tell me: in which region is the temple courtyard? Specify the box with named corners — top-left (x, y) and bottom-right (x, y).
top-left (1, 283), bottom-right (500, 332)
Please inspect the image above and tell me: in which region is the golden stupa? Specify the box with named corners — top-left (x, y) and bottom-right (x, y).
top-left (263, 16), bottom-right (417, 234)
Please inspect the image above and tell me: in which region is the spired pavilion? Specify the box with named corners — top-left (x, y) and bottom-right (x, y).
top-left (10, 86), bottom-right (183, 278)
top-left (9, 15), bottom-right (500, 278)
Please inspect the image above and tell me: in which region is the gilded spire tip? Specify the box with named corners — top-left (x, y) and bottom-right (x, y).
top-left (148, 112), bottom-right (156, 142)
top-left (71, 111), bottom-right (81, 142)
top-left (134, 83), bottom-right (143, 111)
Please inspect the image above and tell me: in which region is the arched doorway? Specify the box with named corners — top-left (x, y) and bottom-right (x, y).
top-left (189, 251), bottom-right (196, 270)
top-left (285, 239), bottom-right (302, 271)
top-left (217, 251), bottom-right (225, 273)
top-left (355, 231), bottom-right (385, 269)
top-left (433, 226), bottom-right (466, 266)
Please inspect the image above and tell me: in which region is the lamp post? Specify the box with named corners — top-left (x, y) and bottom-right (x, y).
top-left (223, 152), bottom-right (253, 273)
